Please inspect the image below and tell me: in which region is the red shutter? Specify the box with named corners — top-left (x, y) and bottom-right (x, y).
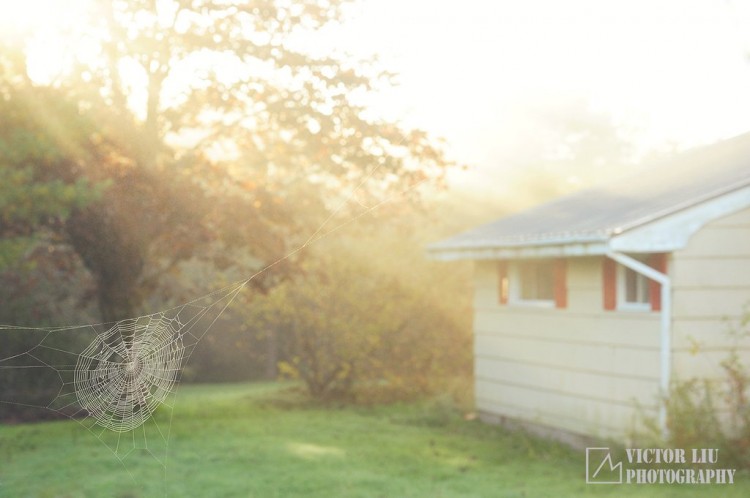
top-left (602, 257), bottom-right (617, 311)
top-left (649, 253), bottom-right (668, 312)
top-left (554, 258), bottom-right (567, 309)
top-left (498, 261), bottom-right (509, 305)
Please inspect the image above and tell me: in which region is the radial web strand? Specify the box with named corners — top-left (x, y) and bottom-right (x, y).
top-left (0, 163), bottom-right (430, 489)
top-left (0, 282), bottom-right (244, 480)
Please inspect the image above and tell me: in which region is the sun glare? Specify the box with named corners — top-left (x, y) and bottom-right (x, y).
top-left (0, 0), bottom-right (92, 83)
top-left (0, 0), bottom-right (69, 34)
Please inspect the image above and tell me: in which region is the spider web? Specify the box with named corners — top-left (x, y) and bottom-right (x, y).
top-left (0, 165), bottom-right (428, 492)
top-left (0, 281), bottom-right (245, 485)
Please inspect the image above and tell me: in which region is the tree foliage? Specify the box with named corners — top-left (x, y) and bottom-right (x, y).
top-left (0, 1), bottom-right (459, 421)
top-left (0, 84), bottom-right (106, 419)
top-left (0, 0), bottom-right (451, 323)
top-left (238, 229), bottom-right (472, 401)
top-left (0, 86), bottom-right (103, 271)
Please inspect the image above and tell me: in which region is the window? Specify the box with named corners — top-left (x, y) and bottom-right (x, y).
top-left (619, 258), bottom-right (650, 310)
top-left (518, 260), bottom-right (555, 301)
top-left (602, 253), bottom-right (668, 312)
top-left (499, 258), bottom-right (566, 308)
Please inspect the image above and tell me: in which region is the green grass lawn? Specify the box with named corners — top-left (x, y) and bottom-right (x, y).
top-left (0, 382), bottom-right (747, 497)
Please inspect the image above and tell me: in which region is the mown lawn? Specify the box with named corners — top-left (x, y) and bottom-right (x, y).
top-left (0, 382), bottom-right (747, 497)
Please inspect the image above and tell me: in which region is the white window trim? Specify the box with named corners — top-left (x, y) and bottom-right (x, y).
top-left (507, 261), bottom-right (555, 308)
top-left (616, 262), bottom-right (651, 312)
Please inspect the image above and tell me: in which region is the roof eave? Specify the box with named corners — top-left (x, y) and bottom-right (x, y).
top-left (427, 240), bottom-right (611, 261)
top-left (428, 184), bottom-right (750, 262)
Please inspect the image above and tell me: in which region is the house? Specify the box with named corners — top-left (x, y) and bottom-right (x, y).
top-left (427, 132), bottom-right (750, 444)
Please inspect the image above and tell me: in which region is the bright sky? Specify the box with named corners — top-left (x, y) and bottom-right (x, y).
top-left (324, 0), bottom-right (750, 190)
top-left (5, 0), bottom-right (750, 194)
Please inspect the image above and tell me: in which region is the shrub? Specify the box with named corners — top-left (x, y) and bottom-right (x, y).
top-left (638, 308), bottom-right (750, 468)
top-left (239, 234), bottom-right (472, 402)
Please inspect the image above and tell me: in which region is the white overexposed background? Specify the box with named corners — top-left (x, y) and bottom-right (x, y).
top-left (320, 0), bottom-right (750, 195)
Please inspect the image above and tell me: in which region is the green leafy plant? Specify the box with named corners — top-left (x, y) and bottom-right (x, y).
top-left (637, 306), bottom-right (750, 469)
top-left (238, 232), bottom-right (472, 402)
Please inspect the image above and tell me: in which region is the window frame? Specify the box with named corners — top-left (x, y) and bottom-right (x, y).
top-left (616, 256), bottom-right (652, 312)
top-left (508, 259), bottom-right (556, 307)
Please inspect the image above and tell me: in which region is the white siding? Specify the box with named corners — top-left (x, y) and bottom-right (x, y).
top-left (473, 258), bottom-right (660, 440)
top-left (671, 206), bottom-right (750, 383)
top-left (471, 205), bottom-right (750, 442)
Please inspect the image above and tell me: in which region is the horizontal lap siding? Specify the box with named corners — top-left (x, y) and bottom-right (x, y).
top-left (671, 206), bottom-right (750, 383)
top-left (671, 349), bottom-right (745, 379)
top-left (673, 289), bottom-right (750, 318)
top-left (475, 379), bottom-right (655, 439)
top-left (475, 333), bottom-right (660, 380)
top-left (470, 206), bottom-right (750, 440)
top-left (671, 258), bottom-right (750, 288)
top-left (671, 320), bottom-right (750, 349)
top-left (472, 259), bottom-right (660, 439)
top-left (475, 308), bottom-right (659, 348)
top-left (475, 356), bottom-right (659, 405)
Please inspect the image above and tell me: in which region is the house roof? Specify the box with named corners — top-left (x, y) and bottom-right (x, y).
top-left (428, 131), bottom-right (750, 261)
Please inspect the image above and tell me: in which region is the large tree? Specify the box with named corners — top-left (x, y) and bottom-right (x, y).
top-left (3, 0), bottom-right (450, 322)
